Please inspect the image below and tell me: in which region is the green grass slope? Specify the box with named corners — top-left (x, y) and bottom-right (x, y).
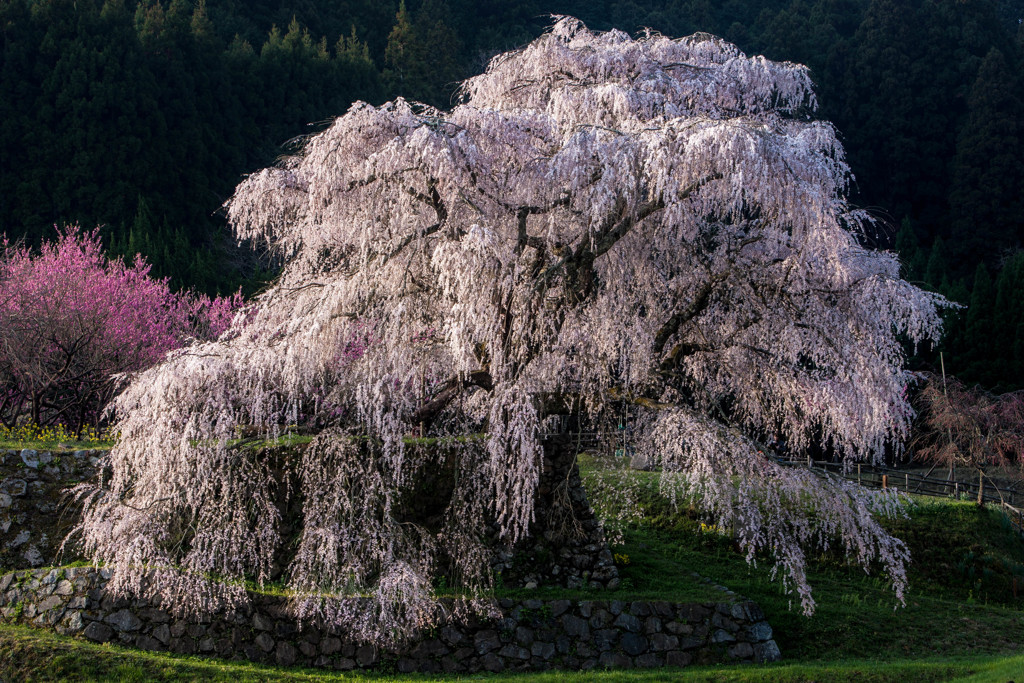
top-left (583, 460), bottom-right (1024, 662)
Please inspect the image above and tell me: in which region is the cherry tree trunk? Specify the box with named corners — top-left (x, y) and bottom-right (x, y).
top-left (495, 435), bottom-right (620, 590)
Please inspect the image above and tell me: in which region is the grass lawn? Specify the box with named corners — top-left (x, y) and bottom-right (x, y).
top-left (1, 623), bottom-right (1022, 682)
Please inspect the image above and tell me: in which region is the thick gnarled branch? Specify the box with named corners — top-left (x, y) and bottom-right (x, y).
top-left (412, 370), bottom-right (494, 427)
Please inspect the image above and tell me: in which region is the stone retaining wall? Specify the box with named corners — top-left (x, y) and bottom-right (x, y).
top-left (1, 567), bottom-right (781, 673)
top-left (0, 449), bottom-right (103, 571)
top-left (1, 443), bottom-right (619, 591)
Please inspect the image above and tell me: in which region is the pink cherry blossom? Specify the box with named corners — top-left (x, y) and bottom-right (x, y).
top-left (75, 18), bottom-right (945, 642)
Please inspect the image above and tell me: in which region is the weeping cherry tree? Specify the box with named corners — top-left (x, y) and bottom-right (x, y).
top-left (75, 18), bottom-right (946, 645)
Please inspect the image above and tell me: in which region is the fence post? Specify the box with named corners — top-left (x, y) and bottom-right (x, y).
top-left (857, 463), bottom-right (861, 486)
top-left (882, 474), bottom-right (887, 490)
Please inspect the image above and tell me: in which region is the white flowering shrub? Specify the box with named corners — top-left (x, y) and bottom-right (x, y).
top-left (74, 17), bottom-right (945, 643)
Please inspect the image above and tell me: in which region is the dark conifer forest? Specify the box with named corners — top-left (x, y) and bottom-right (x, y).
top-left (1, 0), bottom-right (1022, 388)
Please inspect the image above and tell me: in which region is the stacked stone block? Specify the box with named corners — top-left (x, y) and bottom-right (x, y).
top-left (1, 566), bottom-right (780, 673)
top-left (0, 449), bottom-right (102, 571)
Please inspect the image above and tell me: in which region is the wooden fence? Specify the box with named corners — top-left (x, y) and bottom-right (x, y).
top-left (778, 457), bottom-right (1024, 536)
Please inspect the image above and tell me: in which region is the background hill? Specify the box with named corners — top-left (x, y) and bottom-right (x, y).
top-left (1, 0), bottom-right (1022, 386)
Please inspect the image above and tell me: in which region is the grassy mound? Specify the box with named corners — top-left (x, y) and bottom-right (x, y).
top-left (578, 457), bottom-right (1024, 662)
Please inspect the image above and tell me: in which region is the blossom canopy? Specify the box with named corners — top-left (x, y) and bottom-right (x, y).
top-left (77, 17), bottom-right (945, 644)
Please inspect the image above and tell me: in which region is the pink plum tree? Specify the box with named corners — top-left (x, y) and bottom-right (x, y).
top-left (75, 18), bottom-right (945, 644)
top-left (0, 227), bottom-right (241, 434)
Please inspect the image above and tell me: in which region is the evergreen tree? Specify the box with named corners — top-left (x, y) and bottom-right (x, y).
top-left (843, 0), bottom-right (933, 224)
top-left (384, 1), bottom-right (420, 98)
top-left (962, 262), bottom-right (997, 385)
top-left (894, 217), bottom-right (927, 283)
top-left (383, 0), bottom-right (462, 106)
top-left (924, 235), bottom-right (949, 289)
top-left (335, 26), bottom-right (383, 103)
top-left (949, 47), bottom-right (1024, 273)
top-left (992, 253), bottom-right (1024, 388)
top-left (2, 0), bottom-right (1023, 352)
top-left (0, 0), bottom-right (48, 239)
top-left (413, 0), bottom-right (464, 106)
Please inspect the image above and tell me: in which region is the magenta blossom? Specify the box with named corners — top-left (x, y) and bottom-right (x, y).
top-left (0, 227), bottom-right (243, 432)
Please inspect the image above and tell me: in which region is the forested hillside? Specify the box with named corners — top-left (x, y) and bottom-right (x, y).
top-left (1, 0), bottom-right (1022, 387)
